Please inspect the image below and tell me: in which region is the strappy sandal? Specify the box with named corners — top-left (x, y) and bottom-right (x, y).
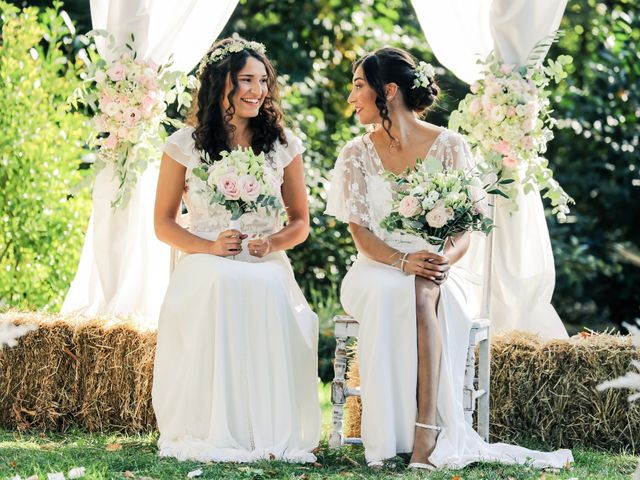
top-left (407, 422), bottom-right (442, 471)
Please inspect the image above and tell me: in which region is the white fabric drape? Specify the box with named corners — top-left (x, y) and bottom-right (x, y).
top-left (412, 0), bottom-right (569, 338)
top-left (62, 0), bottom-right (239, 326)
top-left (412, 0), bottom-right (566, 83)
top-left (89, 0), bottom-right (239, 72)
top-left (411, 0), bottom-right (493, 84)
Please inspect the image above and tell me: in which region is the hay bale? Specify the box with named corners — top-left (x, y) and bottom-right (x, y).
top-left (0, 312), bottom-right (156, 433)
top-left (74, 320), bottom-right (156, 432)
top-left (0, 313), bottom-right (78, 431)
top-left (344, 344), bottom-right (361, 439)
top-left (491, 331), bottom-right (640, 452)
top-left (343, 331), bottom-right (640, 453)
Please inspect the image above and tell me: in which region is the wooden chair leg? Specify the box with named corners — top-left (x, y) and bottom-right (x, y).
top-left (463, 326), bottom-right (477, 426)
top-left (477, 327), bottom-right (491, 441)
top-left (329, 329), bottom-right (348, 448)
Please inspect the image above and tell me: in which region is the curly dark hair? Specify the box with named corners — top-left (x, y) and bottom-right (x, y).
top-left (354, 47), bottom-right (439, 143)
top-left (188, 37), bottom-right (286, 163)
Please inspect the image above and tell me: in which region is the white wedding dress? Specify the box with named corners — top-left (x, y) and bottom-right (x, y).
top-left (325, 130), bottom-right (573, 468)
top-left (152, 127), bottom-right (321, 463)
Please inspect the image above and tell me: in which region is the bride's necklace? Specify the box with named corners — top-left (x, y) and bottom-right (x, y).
top-left (382, 125), bottom-right (420, 151)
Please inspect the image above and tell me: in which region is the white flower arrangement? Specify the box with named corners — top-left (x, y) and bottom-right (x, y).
top-left (380, 157), bottom-right (509, 251)
top-left (198, 38), bottom-right (266, 72)
top-left (72, 32), bottom-right (197, 209)
top-left (412, 61), bottom-right (436, 89)
top-left (192, 148), bottom-right (283, 222)
top-left (449, 46), bottom-right (574, 220)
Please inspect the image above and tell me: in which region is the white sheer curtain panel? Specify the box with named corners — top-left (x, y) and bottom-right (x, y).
top-left (62, 0), bottom-right (239, 326)
top-left (411, 0), bottom-right (569, 338)
top-left (411, 0), bottom-right (493, 84)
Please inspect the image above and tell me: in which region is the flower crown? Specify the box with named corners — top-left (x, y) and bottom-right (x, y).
top-left (412, 61), bottom-right (436, 89)
top-left (199, 39), bottom-right (266, 71)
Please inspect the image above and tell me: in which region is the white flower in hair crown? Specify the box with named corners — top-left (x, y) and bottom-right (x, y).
top-left (201, 39), bottom-right (266, 68)
top-left (412, 61), bottom-right (436, 89)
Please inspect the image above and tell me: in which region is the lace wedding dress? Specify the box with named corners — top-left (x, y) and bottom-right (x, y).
top-left (325, 129), bottom-right (573, 468)
top-left (152, 127), bottom-right (321, 463)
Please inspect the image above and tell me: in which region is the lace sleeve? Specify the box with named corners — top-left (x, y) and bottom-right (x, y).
top-left (164, 127), bottom-right (200, 169)
top-left (433, 130), bottom-right (477, 171)
top-left (324, 140), bottom-right (372, 228)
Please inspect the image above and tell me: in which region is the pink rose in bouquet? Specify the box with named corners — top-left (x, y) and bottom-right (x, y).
top-left (398, 195), bottom-right (422, 217)
top-left (217, 173), bottom-right (241, 200)
top-left (239, 175), bottom-right (262, 202)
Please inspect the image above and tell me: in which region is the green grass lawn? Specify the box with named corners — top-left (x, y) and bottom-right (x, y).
top-left (0, 384), bottom-right (637, 479)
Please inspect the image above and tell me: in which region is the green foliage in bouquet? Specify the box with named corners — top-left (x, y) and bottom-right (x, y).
top-left (0, 1), bottom-right (91, 310)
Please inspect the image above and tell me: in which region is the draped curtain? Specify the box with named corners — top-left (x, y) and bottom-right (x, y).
top-left (62, 0), bottom-right (239, 326)
top-left (411, 0), bottom-right (569, 338)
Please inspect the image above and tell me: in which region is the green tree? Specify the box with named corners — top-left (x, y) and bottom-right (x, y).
top-left (0, 1), bottom-right (91, 310)
top-left (547, 0), bottom-right (639, 330)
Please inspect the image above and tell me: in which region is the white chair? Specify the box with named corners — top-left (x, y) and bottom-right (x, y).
top-left (329, 225), bottom-right (495, 448)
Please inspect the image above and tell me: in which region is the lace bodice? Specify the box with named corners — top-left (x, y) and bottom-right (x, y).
top-left (165, 126), bottom-right (304, 237)
top-left (325, 129), bottom-right (475, 252)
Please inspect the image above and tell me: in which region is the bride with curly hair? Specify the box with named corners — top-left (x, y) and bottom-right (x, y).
top-left (152, 36), bottom-right (320, 463)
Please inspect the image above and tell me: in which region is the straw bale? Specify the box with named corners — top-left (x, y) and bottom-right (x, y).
top-left (343, 331), bottom-right (640, 453)
top-left (0, 312), bottom-right (156, 433)
top-left (3, 312), bottom-right (639, 450)
top-left (344, 343), bottom-right (361, 439)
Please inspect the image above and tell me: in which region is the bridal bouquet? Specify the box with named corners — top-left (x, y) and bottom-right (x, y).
top-left (449, 47), bottom-right (573, 220)
top-left (192, 148), bottom-right (283, 224)
top-left (73, 32), bottom-right (196, 209)
top-left (380, 157), bottom-right (509, 252)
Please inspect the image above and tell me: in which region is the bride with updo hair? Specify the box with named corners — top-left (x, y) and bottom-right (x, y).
top-left (326, 46), bottom-right (573, 470)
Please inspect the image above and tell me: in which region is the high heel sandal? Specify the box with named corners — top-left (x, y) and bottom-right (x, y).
top-left (407, 422), bottom-right (442, 471)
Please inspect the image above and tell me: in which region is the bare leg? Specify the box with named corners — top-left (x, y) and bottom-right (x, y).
top-left (409, 276), bottom-right (442, 466)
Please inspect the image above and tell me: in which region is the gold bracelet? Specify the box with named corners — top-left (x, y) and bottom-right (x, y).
top-left (389, 249), bottom-right (403, 269)
top-left (400, 252), bottom-right (409, 272)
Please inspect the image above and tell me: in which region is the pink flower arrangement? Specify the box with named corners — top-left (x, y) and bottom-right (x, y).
top-left (107, 62), bottom-right (125, 81)
top-left (448, 50), bottom-right (574, 219)
top-left (398, 195), bottom-right (422, 217)
top-left (502, 156), bottom-right (519, 169)
top-left (217, 173), bottom-right (241, 200)
top-left (493, 140), bottom-right (511, 155)
top-left (239, 175), bottom-right (262, 202)
top-left (425, 202), bottom-right (454, 229)
top-left (73, 33), bottom-right (196, 209)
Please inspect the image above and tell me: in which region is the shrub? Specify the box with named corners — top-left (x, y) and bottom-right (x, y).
top-left (0, 1), bottom-right (91, 310)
